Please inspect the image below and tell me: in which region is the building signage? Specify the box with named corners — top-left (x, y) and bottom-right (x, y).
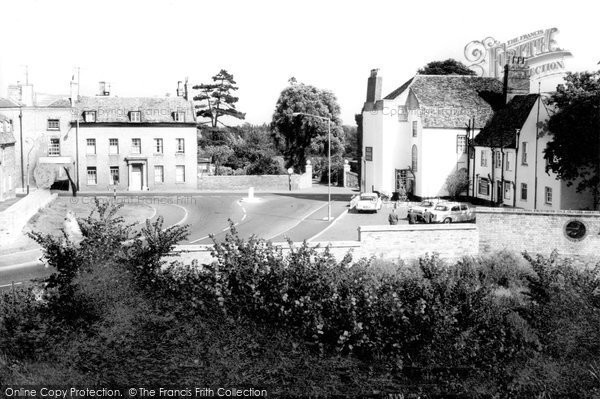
top-left (464, 28), bottom-right (571, 79)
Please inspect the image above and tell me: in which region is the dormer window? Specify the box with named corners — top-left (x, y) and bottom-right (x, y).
top-left (173, 111), bottom-right (186, 122)
top-left (84, 111), bottom-right (96, 123)
top-left (130, 111), bottom-right (142, 122)
top-left (47, 119), bottom-right (60, 131)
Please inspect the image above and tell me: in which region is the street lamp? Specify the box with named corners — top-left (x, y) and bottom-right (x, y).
top-left (292, 112), bottom-right (332, 221)
top-left (287, 167), bottom-right (294, 191)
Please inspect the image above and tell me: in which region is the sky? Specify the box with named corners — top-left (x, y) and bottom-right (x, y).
top-left (1, 0), bottom-right (598, 126)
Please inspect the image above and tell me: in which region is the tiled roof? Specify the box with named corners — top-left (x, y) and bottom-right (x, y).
top-left (473, 94), bottom-right (539, 148)
top-left (0, 114), bottom-right (16, 145)
top-left (73, 96), bottom-right (196, 124)
top-left (383, 78), bottom-right (414, 100)
top-left (35, 93), bottom-right (71, 107)
top-left (409, 75), bottom-right (504, 128)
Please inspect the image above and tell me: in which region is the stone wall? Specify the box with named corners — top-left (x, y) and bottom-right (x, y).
top-left (477, 207), bottom-right (600, 264)
top-left (197, 174), bottom-right (305, 191)
top-left (0, 189), bottom-right (57, 246)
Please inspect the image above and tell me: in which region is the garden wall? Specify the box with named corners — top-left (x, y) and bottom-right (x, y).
top-left (0, 189), bottom-right (57, 246)
top-left (477, 207), bottom-right (600, 264)
top-left (197, 174), bottom-right (310, 191)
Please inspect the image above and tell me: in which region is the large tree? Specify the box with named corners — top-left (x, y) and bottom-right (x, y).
top-left (193, 69), bottom-right (246, 127)
top-left (417, 59), bottom-right (476, 76)
top-left (543, 71), bottom-right (600, 209)
top-left (271, 82), bottom-right (345, 174)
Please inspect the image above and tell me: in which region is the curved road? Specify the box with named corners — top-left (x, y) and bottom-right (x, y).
top-left (0, 193), bottom-right (351, 289)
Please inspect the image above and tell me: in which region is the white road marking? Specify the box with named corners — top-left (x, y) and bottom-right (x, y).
top-left (190, 200), bottom-right (245, 243)
top-left (308, 209), bottom-right (349, 242)
top-left (266, 202), bottom-right (329, 241)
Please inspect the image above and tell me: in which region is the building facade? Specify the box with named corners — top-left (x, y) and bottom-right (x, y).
top-left (73, 96), bottom-right (197, 192)
top-left (0, 114), bottom-right (17, 201)
top-left (361, 70), bottom-right (502, 198)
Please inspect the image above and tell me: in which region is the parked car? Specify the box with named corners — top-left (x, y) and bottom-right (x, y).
top-left (430, 202), bottom-right (476, 223)
top-left (407, 199), bottom-right (444, 222)
top-left (353, 193), bottom-right (383, 213)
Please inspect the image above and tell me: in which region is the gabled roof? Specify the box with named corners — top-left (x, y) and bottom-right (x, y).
top-left (73, 96), bottom-right (196, 124)
top-left (382, 74), bottom-right (504, 128)
top-left (0, 98), bottom-right (20, 108)
top-left (473, 94), bottom-right (539, 148)
top-left (0, 114), bottom-right (16, 146)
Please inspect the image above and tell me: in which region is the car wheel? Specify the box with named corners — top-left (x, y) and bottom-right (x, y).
top-left (443, 218), bottom-right (452, 224)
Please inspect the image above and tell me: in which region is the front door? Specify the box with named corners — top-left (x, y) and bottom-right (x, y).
top-left (497, 181), bottom-right (502, 204)
top-left (131, 165), bottom-right (143, 191)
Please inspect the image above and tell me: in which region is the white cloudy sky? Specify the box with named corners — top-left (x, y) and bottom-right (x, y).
top-left (1, 0), bottom-right (598, 125)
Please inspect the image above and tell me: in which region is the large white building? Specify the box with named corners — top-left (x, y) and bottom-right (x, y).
top-left (360, 70), bottom-right (503, 198)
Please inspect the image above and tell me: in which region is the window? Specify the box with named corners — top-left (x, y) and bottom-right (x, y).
top-left (412, 121), bottom-right (418, 137)
top-left (504, 181), bottom-right (511, 199)
top-left (109, 138), bottom-right (119, 154)
top-left (460, 204), bottom-right (468, 211)
top-left (154, 138), bottom-right (163, 154)
top-left (130, 111), bottom-right (141, 122)
top-left (480, 150), bottom-right (488, 167)
top-left (132, 138), bottom-right (141, 154)
top-left (87, 167), bottom-right (97, 185)
top-left (495, 151), bottom-right (502, 168)
top-left (176, 138), bottom-right (185, 153)
top-left (395, 169), bottom-right (408, 192)
top-left (86, 138), bottom-right (96, 155)
top-left (456, 135), bottom-right (467, 154)
top-left (545, 186), bottom-right (552, 205)
top-left (48, 138), bottom-right (60, 156)
top-left (478, 178), bottom-right (489, 196)
top-left (397, 106), bottom-right (408, 122)
top-left (521, 183), bottom-right (528, 200)
top-left (521, 142), bottom-right (528, 165)
top-left (109, 166), bottom-right (119, 185)
top-left (411, 145), bottom-right (418, 172)
top-left (505, 153), bottom-right (511, 171)
top-left (176, 165), bottom-right (185, 183)
top-left (451, 205), bottom-right (460, 212)
top-left (154, 165), bottom-right (164, 183)
top-left (365, 146), bottom-right (373, 161)
top-left (84, 111), bottom-right (96, 123)
top-left (47, 119), bottom-right (60, 131)
top-left (174, 111), bottom-right (186, 122)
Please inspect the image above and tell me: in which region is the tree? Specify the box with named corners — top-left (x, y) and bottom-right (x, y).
top-left (342, 125), bottom-right (358, 159)
top-left (193, 69), bottom-right (246, 127)
top-left (445, 168), bottom-right (469, 199)
top-left (271, 83), bottom-right (345, 174)
top-left (543, 71), bottom-right (600, 209)
top-left (204, 145), bottom-right (234, 176)
top-left (417, 59), bottom-right (476, 76)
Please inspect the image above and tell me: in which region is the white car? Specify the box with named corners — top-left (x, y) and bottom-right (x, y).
top-left (353, 193), bottom-right (383, 213)
top-left (407, 199), bottom-right (444, 222)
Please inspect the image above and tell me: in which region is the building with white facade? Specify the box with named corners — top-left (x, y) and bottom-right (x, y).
top-left (0, 114), bottom-right (17, 201)
top-left (360, 70), bottom-right (503, 198)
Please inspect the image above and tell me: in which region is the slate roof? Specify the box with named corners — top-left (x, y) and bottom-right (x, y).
top-left (383, 75), bottom-right (504, 128)
top-left (73, 96), bottom-right (196, 124)
top-left (0, 98), bottom-right (20, 108)
top-left (473, 94), bottom-right (539, 148)
top-left (0, 114), bottom-right (16, 146)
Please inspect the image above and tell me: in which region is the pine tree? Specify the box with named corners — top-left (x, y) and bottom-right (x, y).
top-left (193, 69), bottom-right (246, 127)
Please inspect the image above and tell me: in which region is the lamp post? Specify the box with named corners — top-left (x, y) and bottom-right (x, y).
top-left (292, 112), bottom-right (332, 221)
top-left (287, 167), bottom-right (293, 191)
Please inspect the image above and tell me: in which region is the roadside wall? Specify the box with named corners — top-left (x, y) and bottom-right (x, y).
top-left (0, 189), bottom-right (57, 247)
top-left (197, 174), bottom-right (308, 191)
top-left (477, 207), bottom-right (600, 264)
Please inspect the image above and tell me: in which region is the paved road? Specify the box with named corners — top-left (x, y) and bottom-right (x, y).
top-left (0, 192), bottom-right (353, 289)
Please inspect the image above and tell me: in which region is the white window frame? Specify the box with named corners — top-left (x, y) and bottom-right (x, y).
top-left (412, 120), bottom-right (418, 137)
top-left (176, 138), bottom-right (185, 154)
top-left (130, 111), bottom-right (141, 122)
top-left (521, 183), bottom-right (528, 201)
top-left (174, 111), bottom-right (186, 122)
top-left (154, 165), bottom-right (164, 183)
top-left (457, 135), bottom-right (467, 154)
top-left (132, 138), bottom-right (141, 154)
top-left (87, 167), bottom-right (97, 185)
top-left (109, 138), bottom-right (119, 155)
top-left (86, 138), bottom-right (96, 155)
top-left (545, 186), bottom-right (552, 205)
top-left (154, 138), bottom-right (163, 154)
top-left (48, 138), bottom-right (60, 156)
top-left (480, 150), bottom-right (488, 167)
top-left (521, 142), bottom-right (528, 165)
top-left (84, 111), bottom-right (96, 123)
top-left (495, 151), bottom-right (502, 168)
top-left (47, 119), bottom-right (60, 131)
top-left (175, 165), bottom-right (185, 183)
top-left (478, 177), bottom-right (489, 196)
top-left (109, 166), bottom-right (119, 185)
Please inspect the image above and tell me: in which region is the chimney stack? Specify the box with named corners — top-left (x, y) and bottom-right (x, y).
top-left (366, 69), bottom-right (382, 103)
top-left (503, 57), bottom-right (530, 104)
top-left (98, 81), bottom-right (110, 96)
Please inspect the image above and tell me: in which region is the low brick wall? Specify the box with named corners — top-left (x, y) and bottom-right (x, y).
top-left (197, 174), bottom-right (309, 191)
top-left (358, 224), bottom-right (479, 261)
top-left (477, 207), bottom-right (600, 263)
top-left (0, 189), bottom-right (57, 246)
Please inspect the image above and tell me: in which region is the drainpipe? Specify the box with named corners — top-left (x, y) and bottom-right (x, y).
top-left (490, 146), bottom-right (495, 204)
top-left (513, 128), bottom-right (521, 208)
top-left (500, 130), bottom-right (505, 206)
top-left (19, 106), bottom-right (24, 190)
top-left (75, 117), bottom-right (80, 190)
top-left (533, 87), bottom-right (541, 209)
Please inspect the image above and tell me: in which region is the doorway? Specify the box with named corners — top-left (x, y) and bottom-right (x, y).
top-left (497, 181), bottom-right (502, 205)
top-left (131, 165), bottom-right (143, 191)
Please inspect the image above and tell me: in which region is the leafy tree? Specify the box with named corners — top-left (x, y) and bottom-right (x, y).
top-left (417, 59), bottom-right (476, 76)
top-left (445, 168), bottom-right (469, 199)
top-left (271, 82), bottom-right (345, 174)
top-left (543, 71), bottom-right (600, 209)
top-left (204, 145), bottom-right (234, 176)
top-left (193, 69), bottom-right (246, 127)
top-left (342, 125), bottom-right (358, 158)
